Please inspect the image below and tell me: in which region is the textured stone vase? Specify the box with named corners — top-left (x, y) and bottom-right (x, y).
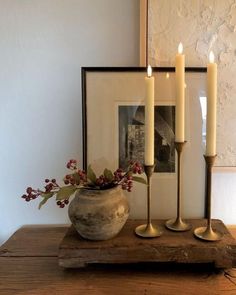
top-left (68, 186), bottom-right (130, 240)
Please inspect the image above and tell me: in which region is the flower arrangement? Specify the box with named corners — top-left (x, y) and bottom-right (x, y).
top-left (21, 159), bottom-right (146, 209)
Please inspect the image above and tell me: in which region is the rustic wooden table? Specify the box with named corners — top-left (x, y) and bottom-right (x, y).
top-left (0, 225), bottom-right (236, 295)
top-left (59, 220), bottom-right (236, 269)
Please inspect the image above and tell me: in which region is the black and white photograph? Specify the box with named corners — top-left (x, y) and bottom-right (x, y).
top-left (119, 105), bottom-right (175, 173)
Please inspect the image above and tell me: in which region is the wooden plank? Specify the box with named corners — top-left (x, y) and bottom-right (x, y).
top-left (1, 224), bottom-right (235, 258)
top-left (213, 166), bottom-right (236, 172)
top-left (59, 219), bottom-right (236, 269)
top-left (0, 225), bottom-right (68, 257)
top-left (0, 257), bottom-right (235, 295)
top-left (139, 0), bottom-right (147, 66)
top-left (229, 227), bottom-right (236, 236)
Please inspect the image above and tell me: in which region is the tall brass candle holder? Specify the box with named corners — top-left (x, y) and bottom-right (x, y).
top-left (194, 155), bottom-right (223, 241)
top-left (135, 165), bottom-right (163, 238)
top-left (165, 141), bottom-right (192, 231)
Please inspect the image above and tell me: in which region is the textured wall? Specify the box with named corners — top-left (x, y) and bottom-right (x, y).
top-left (149, 0), bottom-right (236, 166)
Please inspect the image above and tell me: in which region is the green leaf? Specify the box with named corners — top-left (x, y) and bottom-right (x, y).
top-left (87, 165), bottom-right (97, 184)
top-left (38, 192), bottom-right (54, 209)
top-left (56, 185), bottom-right (77, 200)
top-left (132, 176), bottom-right (147, 185)
top-left (104, 168), bottom-right (114, 182)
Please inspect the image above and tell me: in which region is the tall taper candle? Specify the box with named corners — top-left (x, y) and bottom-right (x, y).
top-left (206, 51), bottom-right (217, 156)
top-left (175, 43), bottom-right (185, 142)
top-left (145, 65), bottom-right (155, 165)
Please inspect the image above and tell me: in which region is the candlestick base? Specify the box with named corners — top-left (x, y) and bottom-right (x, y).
top-left (194, 155), bottom-right (223, 242)
top-left (135, 223), bottom-right (163, 238)
top-left (165, 217), bottom-right (192, 232)
top-left (194, 226), bottom-right (223, 242)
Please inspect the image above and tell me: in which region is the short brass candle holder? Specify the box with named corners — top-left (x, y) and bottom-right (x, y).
top-left (165, 141), bottom-right (192, 232)
top-left (194, 155), bottom-right (223, 242)
top-left (135, 165), bottom-right (163, 238)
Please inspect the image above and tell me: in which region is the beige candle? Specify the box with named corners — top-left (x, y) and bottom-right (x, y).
top-left (175, 43), bottom-right (185, 142)
top-left (206, 51), bottom-right (217, 156)
top-left (145, 65), bottom-right (155, 165)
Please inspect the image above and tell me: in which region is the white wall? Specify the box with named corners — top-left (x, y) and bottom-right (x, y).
top-left (212, 170), bottom-right (236, 225)
top-left (0, 0), bottom-right (140, 245)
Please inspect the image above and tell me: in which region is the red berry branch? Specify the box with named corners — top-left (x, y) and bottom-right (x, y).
top-left (21, 159), bottom-right (146, 209)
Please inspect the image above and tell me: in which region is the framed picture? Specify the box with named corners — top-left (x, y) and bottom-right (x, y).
top-left (82, 67), bottom-right (207, 219)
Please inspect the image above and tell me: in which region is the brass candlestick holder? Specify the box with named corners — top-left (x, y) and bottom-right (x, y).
top-left (194, 155), bottom-right (223, 241)
top-left (165, 141), bottom-right (192, 231)
top-left (135, 165), bottom-right (163, 238)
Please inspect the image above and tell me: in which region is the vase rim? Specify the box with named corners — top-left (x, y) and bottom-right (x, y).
top-left (80, 184), bottom-right (120, 192)
top-left (78, 185), bottom-right (121, 194)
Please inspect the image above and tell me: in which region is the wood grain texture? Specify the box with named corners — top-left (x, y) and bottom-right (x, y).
top-left (229, 228), bottom-right (236, 236)
top-left (0, 225), bottom-right (68, 257)
top-left (0, 224), bottom-right (236, 294)
top-left (139, 0), bottom-right (147, 66)
top-left (0, 257), bottom-right (236, 295)
top-left (59, 219), bottom-right (236, 269)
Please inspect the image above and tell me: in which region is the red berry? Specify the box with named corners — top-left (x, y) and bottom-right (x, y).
top-left (45, 179), bottom-right (50, 183)
top-left (64, 180), bottom-right (69, 185)
top-left (64, 199), bottom-right (69, 205)
top-left (60, 203), bottom-right (65, 208)
top-left (21, 194), bottom-right (27, 199)
top-left (25, 197), bottom-right (31, 202)
top-left (51, 179), bottom-right (56, 183)
top-left (70, 179), bottom-right (75, 185)
top-left (26, 187), bottom-right (32, 194)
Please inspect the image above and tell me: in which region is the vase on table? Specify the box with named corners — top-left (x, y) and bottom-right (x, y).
top-left (68, 186), bottom-right (129, 240)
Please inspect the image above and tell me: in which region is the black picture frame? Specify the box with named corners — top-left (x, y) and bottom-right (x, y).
top-left (81, 67), bottom-right (208, 217)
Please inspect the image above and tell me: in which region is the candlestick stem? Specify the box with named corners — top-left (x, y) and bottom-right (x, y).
top-left (165, 142), bottom-right (192, 231)
top-left (135, 165), bottom-right (163, 238)
top-left (194, 155), bottom-right (223, 241)
top-left (177, 141), bottom-right (182, 219)
top-left (147, 167), bottom-right (151, 225)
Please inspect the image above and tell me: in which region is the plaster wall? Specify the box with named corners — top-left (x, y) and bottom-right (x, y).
top-left (149, 0), bottom-right (236, 166)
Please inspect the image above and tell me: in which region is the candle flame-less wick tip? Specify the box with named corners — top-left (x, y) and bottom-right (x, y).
top-left (178, 42), bottom-right (183, 54)
top-left (209, 51), bottom-right (215, 63)
top-left (147, 65), bottom-right (152, 77)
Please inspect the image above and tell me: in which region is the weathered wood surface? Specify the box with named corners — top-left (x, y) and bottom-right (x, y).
top-left (59, 219), bottom-right (236, 269)
top-left (0, 224), bottom-right (236, 295)
top-left (0, 225), bottom-right (68, 257)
